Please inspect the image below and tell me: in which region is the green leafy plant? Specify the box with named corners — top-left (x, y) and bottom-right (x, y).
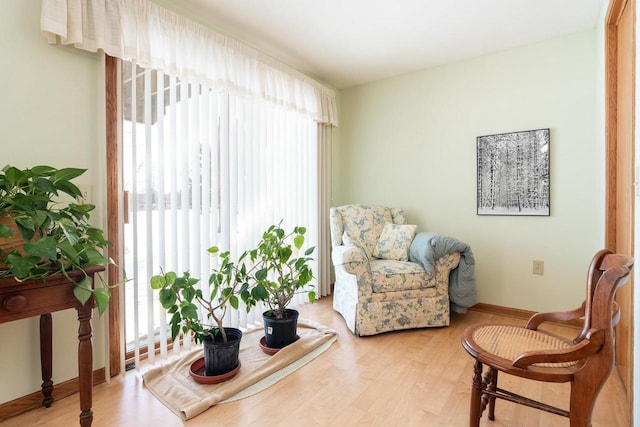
top-left (150, 247), bottom-right (252, 343)
top-left (242, 222), bottom-right (316, 319)
top-left (0, 165), bottom-right (114, 314)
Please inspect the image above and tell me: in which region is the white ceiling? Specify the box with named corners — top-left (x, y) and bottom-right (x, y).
top-left (167, 0), bottom-right (606, 89)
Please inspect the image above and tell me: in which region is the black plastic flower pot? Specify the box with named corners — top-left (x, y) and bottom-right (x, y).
top-left (203, 327), bottom-right (242, 376)
top-left (263, 308), bottom-right (299, 349)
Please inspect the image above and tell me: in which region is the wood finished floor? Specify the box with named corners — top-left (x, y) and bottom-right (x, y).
top-left (3, 298), bottom-right (630, 426)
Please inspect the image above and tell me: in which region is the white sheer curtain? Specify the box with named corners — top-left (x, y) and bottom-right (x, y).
top-left (40, 0), bottom-right (336, 366)
top-left (40, 0), bottom-right (338, 126)
top-left (317, 124), bottom-right (333, 298)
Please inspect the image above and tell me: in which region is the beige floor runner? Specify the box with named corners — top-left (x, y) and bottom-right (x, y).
top-left (142, 319), bottom-right (338, 420)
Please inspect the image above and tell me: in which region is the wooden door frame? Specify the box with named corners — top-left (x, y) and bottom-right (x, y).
top-left (604, 0), bottom-right (635, 412)
top-left (106, 55), bottom-right (122, 377)
top-left (606, 0), bottom-right (625, 249)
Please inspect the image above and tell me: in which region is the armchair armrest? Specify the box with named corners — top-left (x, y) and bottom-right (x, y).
top-left (525, 302), bottom-right (586, 330)
top-left (512, 328), bottom-right (604, 368)
top-left (332, 245), bottom-right (368, 265)
top-left (332, 245), bottom-right (370, 277)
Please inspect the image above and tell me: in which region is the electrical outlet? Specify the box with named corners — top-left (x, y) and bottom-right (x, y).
top-left (78, 184), bottom-right (93, 204)
top-left (533, 260), bottom-right (544, 275)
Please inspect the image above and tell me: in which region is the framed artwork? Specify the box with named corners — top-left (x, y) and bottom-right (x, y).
top-left (477, 128), bottom-right (550, 216)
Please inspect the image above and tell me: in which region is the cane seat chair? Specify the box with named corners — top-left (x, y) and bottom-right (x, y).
top-left (461, 249), bottom-right (634, 427)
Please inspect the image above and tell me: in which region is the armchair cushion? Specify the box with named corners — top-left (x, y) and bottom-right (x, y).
top-left (372, 222), bottom-right (417, 261)
top-left (370, 259), bottom-right (434, 293)
top-left (334, 205), bottom-right (401, 258)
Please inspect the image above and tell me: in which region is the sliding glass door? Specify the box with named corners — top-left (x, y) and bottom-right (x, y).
top-left (120, 60), bottom-right (320, 369)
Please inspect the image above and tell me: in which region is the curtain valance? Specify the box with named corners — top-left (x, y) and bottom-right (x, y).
top-left (40, 0), bottom-right (338, 126)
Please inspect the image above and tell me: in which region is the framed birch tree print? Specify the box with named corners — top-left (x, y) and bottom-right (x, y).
top-left (477, 128), bottom-right (550, 216)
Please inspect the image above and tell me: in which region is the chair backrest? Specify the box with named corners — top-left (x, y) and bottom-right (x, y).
top-left (575, 249), bottom-right (610, 343)
top-left (568, 251), bottom-right (632, 386)
top-left (576, 250), bottom-right (633, 344)
top-left (589, 252), bottom-right (633, 329)
top-left (329, 204), bottom-right (406, 258)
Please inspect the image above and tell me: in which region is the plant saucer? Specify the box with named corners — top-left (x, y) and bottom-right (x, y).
top-left (259, 335), bottom-right (300, 355)
top-left (189, 358), bottom-right (241, 384)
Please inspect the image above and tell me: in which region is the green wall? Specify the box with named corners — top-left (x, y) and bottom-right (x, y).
top-left (0, 0), bottom-right (108, 402)
top-left (336, 29), bottom-right (602, 313)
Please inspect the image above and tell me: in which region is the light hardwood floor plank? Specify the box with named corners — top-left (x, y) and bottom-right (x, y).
top-left (2, 298), bottom-right (629, 426)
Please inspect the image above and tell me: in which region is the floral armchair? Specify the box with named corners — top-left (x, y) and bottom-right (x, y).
top-left (330, 204), bottom-right (461, 336)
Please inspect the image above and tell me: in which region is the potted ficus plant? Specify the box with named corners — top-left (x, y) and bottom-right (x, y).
top-left (0, 165), bottom-right (114, 314)
top-left (150, 247), bottom-right (252, 379)
top-left (242, 222), bottom-right (316, 349)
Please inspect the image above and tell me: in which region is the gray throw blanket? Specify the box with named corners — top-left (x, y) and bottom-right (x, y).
top-left (409, 232), bottom-right (477, 313)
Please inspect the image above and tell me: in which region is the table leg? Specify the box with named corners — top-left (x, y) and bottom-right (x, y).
top-left (39, 313), bottom-right (53, 408)
top-left (77, 304), bottom-right (93, 427)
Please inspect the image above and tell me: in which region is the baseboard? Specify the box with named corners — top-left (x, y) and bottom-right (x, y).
top-left (0, 368), bottom-right (106, 422)
top-left (468, 302), bottom-right (582, 329)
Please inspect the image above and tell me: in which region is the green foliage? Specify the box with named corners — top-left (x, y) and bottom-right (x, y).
top-left (242, 222), bottom-right (316, 319)
top-left (150, 221), bottom-right (316, 342)
top-left (0, 165), bottom-right (115, 315)
top-left (150, 248), bottom-right (252, 343)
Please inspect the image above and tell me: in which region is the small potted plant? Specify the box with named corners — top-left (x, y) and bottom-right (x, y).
top-left (0, 165), bottom-right (114, 314)
top-left (243, 222), bottom-right (316, 349)
top-left (150, 247), bottom-right (251, 379)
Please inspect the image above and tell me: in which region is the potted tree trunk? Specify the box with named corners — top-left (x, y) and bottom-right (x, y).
top-left (150, 247), bottom-right (252, 380)
top-left (0, 165), bottom-right (114, 314)
top-left (242, 222), bottom-right (316, 350)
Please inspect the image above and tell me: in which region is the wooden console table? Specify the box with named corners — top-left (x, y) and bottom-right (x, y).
top-left (0, 266), bottom-right (104, 427)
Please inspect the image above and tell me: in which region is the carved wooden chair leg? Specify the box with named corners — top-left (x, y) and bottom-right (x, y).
top-left (470, 359), bottom-right (483, 427)
top-left (569, 377), bottom-right (599, 427)
top-left (486, 367), bottom-right (498, 420)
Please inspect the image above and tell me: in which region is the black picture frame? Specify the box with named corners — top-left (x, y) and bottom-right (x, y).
top-left (477, 128), bottom-right (550, 216)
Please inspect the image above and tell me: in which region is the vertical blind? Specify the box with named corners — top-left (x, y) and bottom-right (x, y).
top-left (123, 61), bottom-right (323, 366)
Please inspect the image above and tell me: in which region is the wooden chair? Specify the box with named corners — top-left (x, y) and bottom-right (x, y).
top-left (461, 249), bottom-right (634, 427)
